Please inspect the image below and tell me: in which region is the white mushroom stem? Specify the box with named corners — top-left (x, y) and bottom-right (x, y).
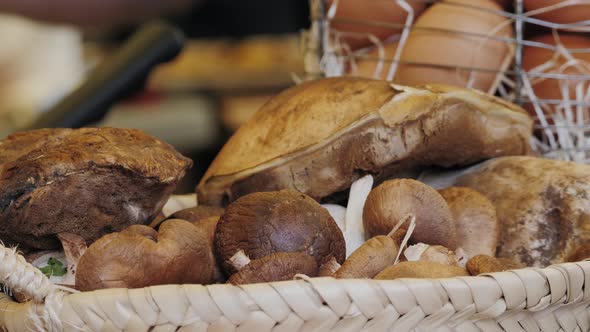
top-left (389, 214), bottom-right (416, 264)
top-left (321, 204), bottom-right (346, 232)
top-left (57, 233), bottom-right (87, 286)
top-left (229, 250), bottom-right (251, 271)
top-left (403, 243), bottom-right (463, 267)
top-left (344, 175), bottom-right (374, 257)
top-left (403, 243), bottom-right (430, 262)
top-left (318, 257), bottom-right (342, 277)
top-left (161, 194), bottom-right (199, 217)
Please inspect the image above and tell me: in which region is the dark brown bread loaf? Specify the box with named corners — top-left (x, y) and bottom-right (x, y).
top-left (0, 128), bottom-right (192, 251)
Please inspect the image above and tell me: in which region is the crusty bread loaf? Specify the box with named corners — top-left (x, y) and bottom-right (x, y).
top-left (197, 77), bottom-right (533, 206)
top-left (0, 128), bottom-right (192, 251)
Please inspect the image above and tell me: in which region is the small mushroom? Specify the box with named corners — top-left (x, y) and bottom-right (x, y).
top-left (170, 206), bottom-right (225, 223)
top-left (374, 261), bottom-right (468, 280)
top-left (321, 204), bottom-right (346, 232)
top-left (343, 175), bottom-right (374, 257)
top-left (403, 243), bottom-right (461, 267)
top-left (194, 216), bottom-right (224, 282)
top-left (363, 179), bottom-right (457, 249)
top-left (149, 212), bottom-right (167, 228)
top-left (497, 258), bottom-right (524, 270)
top-left (56, 233), bottom-right (87, 285)
top-left (76, 219), bottom-right (216, 291)
top-left (227, 252), bottom-right (318, 285)
top-left (566, 244), bottom-right (590, 262)
top-left (333, 235), bottom-right (399, 279)
top-left (150, 205), bottom-right (224, 229)
top-left (466, 255), bottom-right (506, 275)
top-left (318, 257), bottom-right (342, 277)
top-left (438, 187), bottom-right (499, 257)
top-left (161, 193), bottom-right (198, 217)
top-left (214, 190), bottom-right (346, 275)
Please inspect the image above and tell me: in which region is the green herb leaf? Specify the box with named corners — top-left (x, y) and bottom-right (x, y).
top-left (39, 257), bottom-right (67, 277)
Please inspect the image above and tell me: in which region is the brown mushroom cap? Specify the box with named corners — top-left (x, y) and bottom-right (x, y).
top-left (497, 258), bottom-right (524, 270)
top-left (333, 235), bottom-right (399, 279)
top-left (76, 219), bottom-right (215, 291)
top-left (170, 206), bottom-right (225, 223)
top-left (363, 179), bottom-right (457, 249)
top-left (318, 257), bottom-right (342, 277)
top-left (466, 255), bottom-right (506, 275)
top-left (374, 261), bottom-right (468, 280)
top-left (227, 252), bottom-right (318, 285)
top-left (566, 245), bottom-right (590, 262)
top-left (403, 244), bottom-right (461, 267)
top-left (197, 78), bottom-right (532, 206)
top-left (214, 190), bottom-right (346, 275)
top-left (438, 187), bottom-right (499, 257)
top-left (193, 216), bottom-right (225, 282)
top-left (151, 206), bottom-right (224, 229)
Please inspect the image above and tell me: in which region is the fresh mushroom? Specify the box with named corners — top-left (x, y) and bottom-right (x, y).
top-left (192, 216), bottom-right (225, 282)
top-left (227, 252), bottom-right (318, 285)
top-left (333, 235), bottom-right (399, 279)
top-left (466, 255), bottom-right (506, 275)
top-left (214, 190), bottom-right (346, 275)
top-left (363, 179), bottom-right (457, 249)
top-left (318, 257), bottom-right (342, 277)
top-left (403, 243), bottom-right (461, 267)
top-left (150, 205), bottom-right (224, 229)
top-left (149, 212), bottom-right (166, 228)
top-left (566, 244), bottom-right (590, 262)
top-left (438, 187), bottom-right (499, 257)
top-left (56, 233), bottom-right (87, 285)
top-left (343, 175), bottom-right (374, 257)
top-left (497, 258), bottom-right (524, 270)
top-left (374, 261), bottom-right (468, 280)
top-left (170, 206), bottom-right (225, 223)
top-left (76, 219), bottom-right (216, 291)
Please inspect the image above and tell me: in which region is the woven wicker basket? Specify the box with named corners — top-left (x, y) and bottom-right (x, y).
top-left (1, 243), bottom-right (590, 332)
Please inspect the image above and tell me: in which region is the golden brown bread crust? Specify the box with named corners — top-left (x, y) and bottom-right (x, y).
top-left (0, 128), bottom-right (192, 250)
top-left (455, 156), bottom-right (590, 267)
top-left (197, 78), bottom-right (532, 206)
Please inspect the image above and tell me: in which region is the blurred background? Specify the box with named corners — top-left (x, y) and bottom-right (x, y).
top-left (0, 0), bottom-right (310, 192)
top-left (1, 0), bottom-right (589, 192)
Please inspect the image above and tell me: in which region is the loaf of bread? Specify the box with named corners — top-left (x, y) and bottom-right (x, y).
top-left (0, 128), bottom-right (192, 251)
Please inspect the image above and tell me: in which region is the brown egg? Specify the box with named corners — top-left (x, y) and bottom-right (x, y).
top-left (348, 41), bottom-right (399, 79)
top-left (494, 0), bottom-right (512, 8)
top-left (395, 0), bottom-right (514, 93)
top-left (524, 0), bottom-right (590, 24)
top-left (522, 33), bottom-right (590, 119)
top-left (327, 0), bottom-right (426, 50)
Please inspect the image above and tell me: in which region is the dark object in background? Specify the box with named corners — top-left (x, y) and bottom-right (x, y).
top-left (30, 21), bottom-right (184, 130)
top-left (178, 0), bottom-right (310, 38)
top-left (107, 0), bottom-right (310, 41)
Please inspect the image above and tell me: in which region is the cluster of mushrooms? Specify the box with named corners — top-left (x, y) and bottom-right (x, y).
top-left (68, 175), bottom-right (527, 291)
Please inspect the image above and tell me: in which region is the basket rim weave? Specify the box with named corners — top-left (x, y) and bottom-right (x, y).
top-left (1, 242), bottom-right (590, 332)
